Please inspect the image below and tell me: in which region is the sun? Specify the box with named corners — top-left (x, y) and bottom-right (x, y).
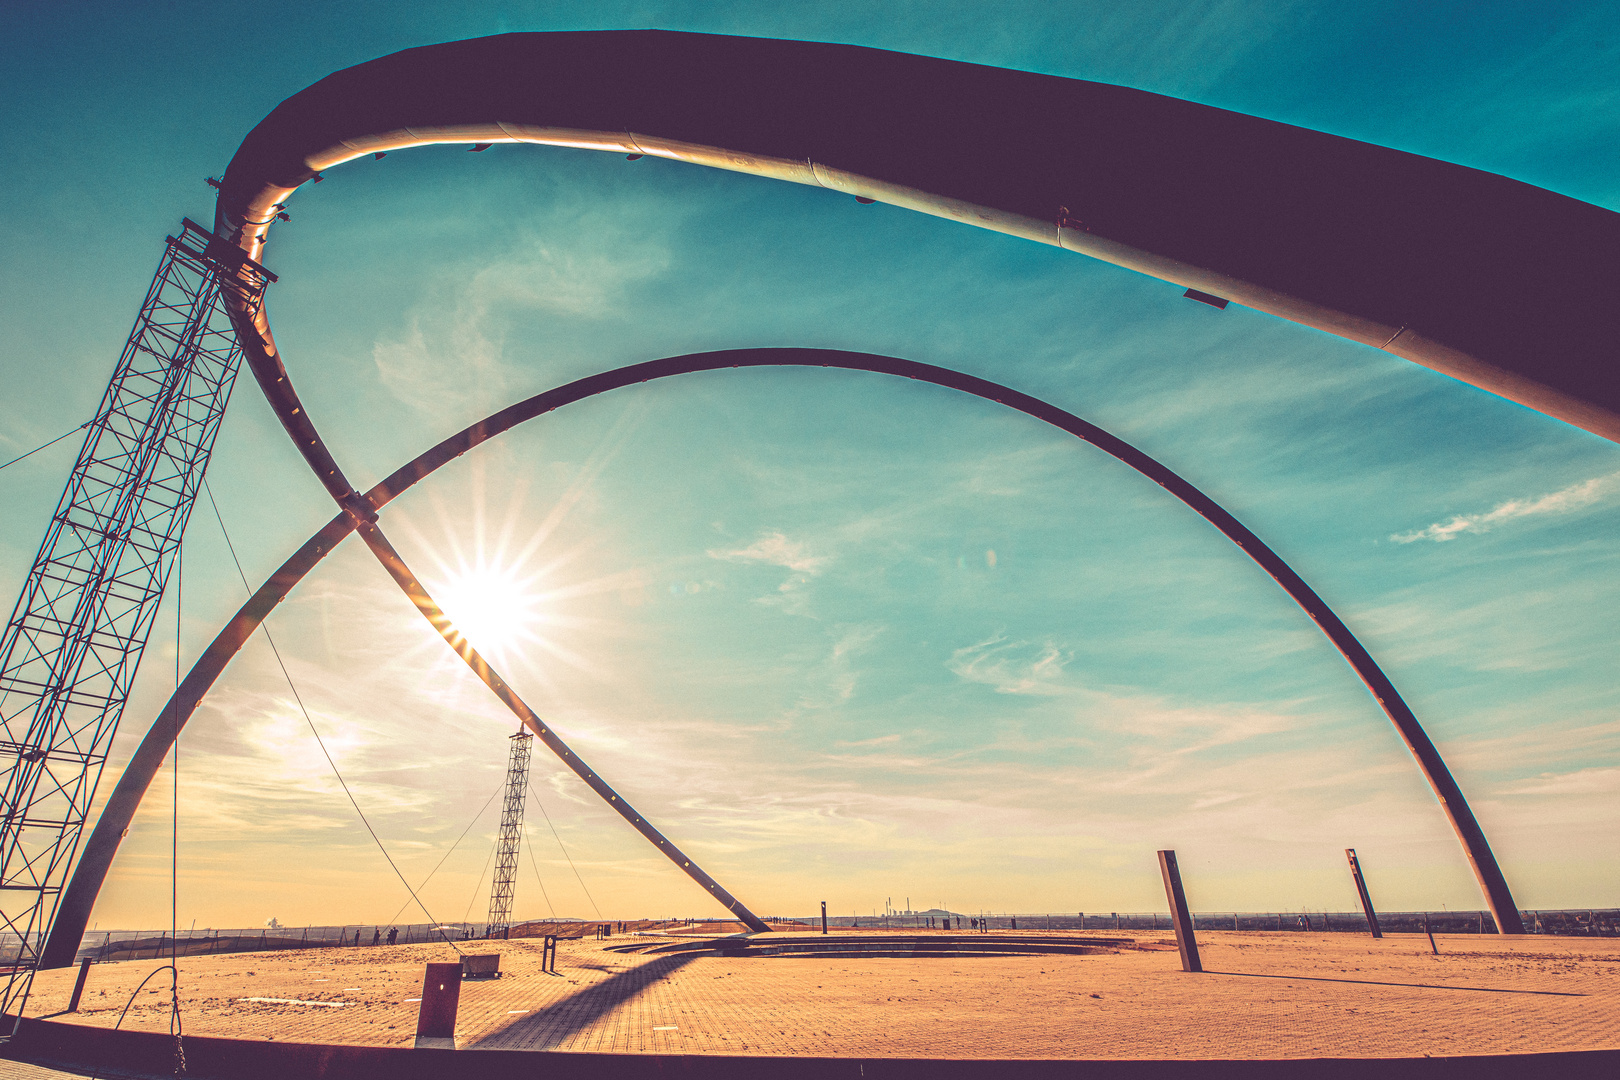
top-left (435, 561), bottom-right (545, 660)
top-left (401, 466), bottom-right (643, 682)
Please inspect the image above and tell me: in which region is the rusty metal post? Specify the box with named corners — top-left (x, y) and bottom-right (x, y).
top-left (1346, 849), bottom-right (1383, 938)
top-left (820, 901), bottom-right (828, 935)
top-left (414, 962), bottom-right (462, 1049)
top-left (1158, 850), bottom-right (1202, 973)
top-left (66, 958), bottom-right (92, 1013)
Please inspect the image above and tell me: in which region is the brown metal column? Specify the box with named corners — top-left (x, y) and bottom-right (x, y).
top-left (1346, 848), bottom-right (1383, 938)
top-left (1158, 850), bottom-right (1202, 973)
top-left (414, 962), bottom-right (462, 1049)
top-left (66, 958), bottom-right (92, 1013)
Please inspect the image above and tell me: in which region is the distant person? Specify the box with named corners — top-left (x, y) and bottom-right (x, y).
top-left (387, 927), bottom-right (397, 946)
top-left (371, 928), bottom-right (380, 946)
top-left (353, 929), bottom-right (361, 946)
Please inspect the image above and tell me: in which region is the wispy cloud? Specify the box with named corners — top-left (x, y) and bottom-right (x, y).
top-left (707, 531), bottom-right (831, 614)
top-left (1500, 766), bottom-right (1620, 798)
top-left (708, 531), bottom-right (830, 576)
top-left (371, 209), bottom-right (671, 417)
top-left (1391, 471), bottom-right (1620, 543)
top-left (818, 624), bottom-right (884, 704)
top-left (834, 733), bottom-right (902, 749)
top-left (948, 635), bottom-right (1070, 696)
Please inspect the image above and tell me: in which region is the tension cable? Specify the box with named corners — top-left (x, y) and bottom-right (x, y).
top-left (202, 478), bottom-right (461, 953)
top-left (382, 779), bottom-right (503, 930)
top-left (519, 817), bottom-right (558, 920)
top-left (0, 420), bottom-right (91, 473)
top-left (527, 778), bottom-right (602, 921)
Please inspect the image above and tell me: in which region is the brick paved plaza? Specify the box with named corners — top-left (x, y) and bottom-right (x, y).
top-left (18, 930), bottom-right (1620, 1060)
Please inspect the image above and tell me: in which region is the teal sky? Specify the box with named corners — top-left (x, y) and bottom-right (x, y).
top-left (2, 1), bottom-right (1617, 930)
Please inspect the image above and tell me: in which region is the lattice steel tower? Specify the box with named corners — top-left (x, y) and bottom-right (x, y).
top-left (487, 730), bottom-right (532, 938)
top-left (0, 220), bottom-right (268, 1033)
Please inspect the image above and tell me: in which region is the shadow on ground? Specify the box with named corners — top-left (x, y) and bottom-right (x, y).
top-left (1205, 970), bottom-right (1585, 996)
top-left (468, 953), bottom-right (701, 1050)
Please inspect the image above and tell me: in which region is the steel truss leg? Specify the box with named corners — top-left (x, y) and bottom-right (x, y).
top-left (486, 731), bottom-right (531, 937)
top-left (0, 222), bottom-right (267, 1026)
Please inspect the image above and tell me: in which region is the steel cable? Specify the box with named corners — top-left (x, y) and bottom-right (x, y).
top-left (0, 420), bottom-right (90, 473)
top-left (382, 779), bottom-right (504, 931)
top-left (462, 835), bottom-right (498, 926)
top-left (519, 817), bottom-right (557, 920)
top-left (170, 544), bottom-right (184, 1074)
top-left (202, 478), bottom-right (461, 953)
top-left (527, 779), bottom-right (602, 921)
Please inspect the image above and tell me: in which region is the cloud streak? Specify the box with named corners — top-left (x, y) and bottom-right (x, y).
top-left (708, 531), bottom-right (830, 576)
top-left (1391, 471), bottom-right (1620, 543)
top-left (948, 635), bottom-right (1070, 696)
top-left (707, 531), bottom-right (832, 614)
top-left (371, 204), bottom-right (672, 417)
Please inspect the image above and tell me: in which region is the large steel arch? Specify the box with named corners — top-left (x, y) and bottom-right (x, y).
top-left (212, 31), bottom-right (1620, 445)
top-left (44, 348), bottom-right (1524, 967)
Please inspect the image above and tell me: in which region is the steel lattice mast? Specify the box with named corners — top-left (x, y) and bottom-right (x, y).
top-left (0, 220), bottom-right (269, 1032)
top-left (487, 731), bottom-right (531, 938)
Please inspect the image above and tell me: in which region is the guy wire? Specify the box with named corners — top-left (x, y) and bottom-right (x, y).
top-left (463, 834), bottom-right (499, 926)
top-left (99, 539), bottom-right (190, 1080)
top-left (527, 779), bottom-right (602, 921)
top-left (0, 420), bottom-right (90, 473)
top-left (519, 818), bottom-right (558, 919)
top-left (171, 542), bottom-right (184, 1073)
top-left (383, 779), bottom-right (504, 930)
top-left (202, 478), bottom-right (461, 954)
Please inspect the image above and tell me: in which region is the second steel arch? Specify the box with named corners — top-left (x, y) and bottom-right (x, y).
top-left (43, 348), bottom-right (1524, 967)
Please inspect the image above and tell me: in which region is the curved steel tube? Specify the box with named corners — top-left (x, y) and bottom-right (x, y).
top-left (44, 348), bottom-right (1523, 967)
top-left (213, 31), bottom-right (1620, 443)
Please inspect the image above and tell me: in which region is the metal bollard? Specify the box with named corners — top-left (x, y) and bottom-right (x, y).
top-left (542, 935), bottom-right (558, 973)
top-left (414, 962), bottom-right (462, 1049)
top-left (67, 957), bottom-right (92, 1013)
top-left (820, 901), bottom-right (828, 935)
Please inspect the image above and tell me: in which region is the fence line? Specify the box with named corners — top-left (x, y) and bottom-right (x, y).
top-left (36, 906), bottom-right (1619, 964)
top-left (51, 918), bottom-right (698, 963)
top-left (55, 921), bottom-right (489, 965)
top-left (810, 909), bottom-right (1618, 936)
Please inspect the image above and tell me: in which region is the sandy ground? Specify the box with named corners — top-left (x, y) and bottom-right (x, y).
top-left (0, 1062), bottom-right (83, 1080)
top-left (21, 930), bottom-right (1620, 1060)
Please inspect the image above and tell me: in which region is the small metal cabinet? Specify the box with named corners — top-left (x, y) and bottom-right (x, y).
top-left (461, 953), bottom-right (501, 979)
